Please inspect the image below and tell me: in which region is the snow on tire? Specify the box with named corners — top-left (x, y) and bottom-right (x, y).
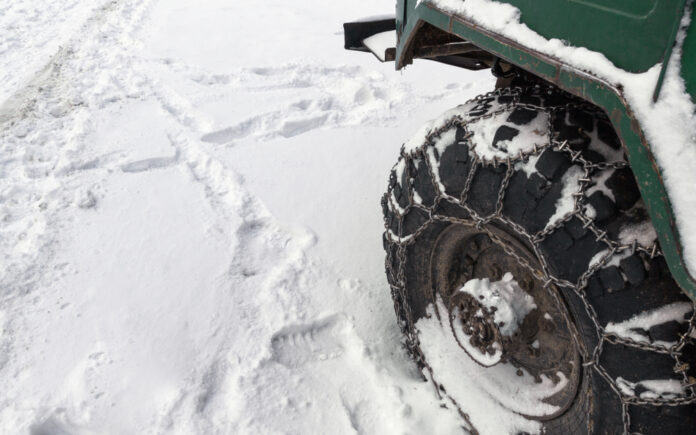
top-left (382, 86), bottom-right (696, 434)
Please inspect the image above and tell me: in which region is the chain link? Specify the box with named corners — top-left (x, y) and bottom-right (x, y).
top-left (383, 86), bottom-right (696, 434)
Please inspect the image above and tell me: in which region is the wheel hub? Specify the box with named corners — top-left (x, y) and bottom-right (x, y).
top-left (449, 290), bottom-right (505, 366)
top-left (430, 223), bottom-right (582, 419)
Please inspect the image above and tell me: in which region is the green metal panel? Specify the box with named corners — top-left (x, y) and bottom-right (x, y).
top-left (683, 6), bottom-right (696, 98)
top-left (394, 0), bottom-right (696, 300)
top-left (504, 0), bottom-right (686, 73)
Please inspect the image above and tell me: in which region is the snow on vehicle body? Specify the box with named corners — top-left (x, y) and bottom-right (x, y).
top-left (346, 1), bottom-right (696, 433)
top-left (349, 0), bottom-right (696, 300)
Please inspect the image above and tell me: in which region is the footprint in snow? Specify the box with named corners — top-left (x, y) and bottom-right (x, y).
top-left (196, 64), bottom-right (407, 144)
top-left (271, 314), bottom-right (352, 368)
top-left (120, 150), bottom-right (180, 173)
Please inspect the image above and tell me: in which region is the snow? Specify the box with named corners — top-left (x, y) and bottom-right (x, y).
top-left (589, 248), bottom-right (634, 270)
top-left (459, 273), bottom-right (536, 337)
top-left (0, 1), bottom-right (107, 119)
top-left (429, 128), bottom-right (459, 192)
top-left (617, 377), bottom-right (686, 400)
top-left (402, 97), bottom-right (549, 160)
top-left (398, 97), bottom-right (598, 234)
top-left (546, 165), bottom-right (585, 230)
top-left (0, 0), bottom-right (503, 434)
top-left (349, 14), bottom-right (396, 23)
top-left (426, 0), bottom-right (696, 277)
top-left (469, 107), bottom-right (548, 160)
top-left (605, 302), bottom-right (694, 346)
top-left (417, 298), bottom-right (568, 434)
top-left (619, 219), bottom-right (658, 248)
top-left (363, 31), bottom-right (396, 62)
top-left (449, 273), bottom-right (536, 366)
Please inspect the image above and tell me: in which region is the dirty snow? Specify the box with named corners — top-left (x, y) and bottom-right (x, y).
top-left (459, 273), bottom-right (536, 337)
top-left (0, 0), bottom-right (509, 434)
top-left (426, 0), bottom-right (696, 277)
top-left (449, 273), bottom-right (536, 367)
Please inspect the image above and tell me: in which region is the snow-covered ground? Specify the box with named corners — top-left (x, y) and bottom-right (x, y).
top-left (0, 1), bottom-right (496, 433)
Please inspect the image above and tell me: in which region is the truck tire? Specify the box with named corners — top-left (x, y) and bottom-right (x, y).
top-left (382, 86), bottom-right (696, 434)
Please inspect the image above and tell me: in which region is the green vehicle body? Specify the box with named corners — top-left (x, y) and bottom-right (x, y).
top-left (388, 0), bottom-right (696, 300)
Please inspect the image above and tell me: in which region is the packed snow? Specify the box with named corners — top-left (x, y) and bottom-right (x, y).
top-left (616, 377), bottom-right (686, 400)
top-left (426, 0), bottom-right (696, 278)
top-left (0, 0), bottom-right (510, 434)
top-left (619, 220), bottom-right (658, 248)
top-left (605, 302), bottom-right (694, 346)
top-left (545, 166), bottom-right (586, 230)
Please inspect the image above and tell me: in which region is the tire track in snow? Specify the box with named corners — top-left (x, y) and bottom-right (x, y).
top-left (0, 0), bottom-right (161, 430)
top-left (0, 0), bottom-right (141, 127)
top-left (1, 2), bottom-right (474, 432)
top-left (147, 58), bottom-right (475, 145)
top-left (133, 42), bottom-right (475, 435)
top-left (0, 0), bottom-right (158, 299)
top-left (136, 78), bottom-right (325, 435)
top-left (1, 10), bottom-right (327, 426)
top-left (43, 25), bottom-right (329, 431)
top-left (129, 37), bottom-right (450, 435)
top-left (0, 0), bottom-right (105, 117)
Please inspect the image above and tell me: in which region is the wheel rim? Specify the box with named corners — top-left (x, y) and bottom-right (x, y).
top-left (429, 223), bottom-right (582, 420)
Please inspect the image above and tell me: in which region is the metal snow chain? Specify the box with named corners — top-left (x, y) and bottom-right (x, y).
top-left (383, 86), bottom-right (696, 435)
